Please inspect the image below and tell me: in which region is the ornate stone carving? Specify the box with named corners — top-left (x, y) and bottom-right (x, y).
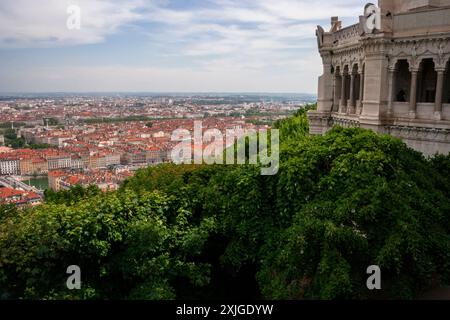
top-left (362, 3), bottom-right (382, 34)
top-left (316, 25), bottom-right (325, 48)
top-left (331, 47), bottom-right (364, 71)
top-left (388, 37), bottom-right (450, 71)
top-left (309, 2), bottom-right (450, 156)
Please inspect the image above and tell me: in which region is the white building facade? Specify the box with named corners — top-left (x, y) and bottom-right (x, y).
top-left (309, 0), bottom-right (450, 156)
top-left (0, 158), bottom-right (20, 175)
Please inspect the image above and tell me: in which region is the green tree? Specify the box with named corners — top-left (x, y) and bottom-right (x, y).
top-left (0, 190), bottom-right (215, 300)
top-left (3, 129), bottom-right (25, 148)
top-left (257, 127), bottom-right (450, 299)
top-left (1, 108), bottom-right (450, 300)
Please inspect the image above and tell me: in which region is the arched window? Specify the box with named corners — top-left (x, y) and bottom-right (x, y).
top-left (343, 65), bottom-right (350, 106)
top-left (394, 60), bottom-right (411, 102)
top-left (417, 58), bottom-right (437, 103)
top-left (346, 64), bottom-right (359, 114)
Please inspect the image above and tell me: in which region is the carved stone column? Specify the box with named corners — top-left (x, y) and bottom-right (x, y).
top-left (387, 68), bottom-right (396, 117)
top-left (340, 71), bottom-right (347, 114)
top-left (348, 72), bottom-right (356, 114)
top-left (357, 70), bottom-right (364, 115)
top-left (409, 69), bottom-right (418, 119)
top-left (434, 69), bottom-right (445, 120)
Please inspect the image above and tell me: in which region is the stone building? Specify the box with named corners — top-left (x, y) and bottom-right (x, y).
top-left (309, 0), bottom-right (450, 155)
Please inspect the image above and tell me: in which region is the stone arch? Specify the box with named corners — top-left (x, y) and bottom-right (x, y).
top-left (393, 59), bottom-right (411, 102)
top-left (389, 55), bottom-right (411, 69)
top-left (417, 58), bottom-right (437, 103)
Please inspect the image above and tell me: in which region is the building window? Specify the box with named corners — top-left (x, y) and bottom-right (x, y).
top-left (417, 58), bottom-right (437, 103)
top-left (394, 60), bottom-right (411, 102)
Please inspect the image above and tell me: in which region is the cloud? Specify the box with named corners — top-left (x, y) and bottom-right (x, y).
top-left (137, 0), bottom-right (365, 74)
top-left (0, 0), bottom-right (144, 47)
top-left (257, 0), bottom-right (363, 21)
top-left (0, 0), bottom-right (366, 92)
top-left (0, 0), bottom-right (365, 49)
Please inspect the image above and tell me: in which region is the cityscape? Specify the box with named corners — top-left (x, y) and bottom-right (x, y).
top-left (0, 93), bottom-right (315, 205)
top-left (1, 0), bottom-right (450, 310)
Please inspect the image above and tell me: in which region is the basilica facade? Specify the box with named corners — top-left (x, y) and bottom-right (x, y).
top-left (308, 0), bottom-right (450, 155)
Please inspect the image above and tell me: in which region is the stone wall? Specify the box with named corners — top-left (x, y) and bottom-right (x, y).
top-left (309, 1), bottom-right (450, 155)
top-left (380, 0), bottom-right (450, 14)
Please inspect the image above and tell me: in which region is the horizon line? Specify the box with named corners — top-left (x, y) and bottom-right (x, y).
top-left (0, 91), bottom-right (317, 95)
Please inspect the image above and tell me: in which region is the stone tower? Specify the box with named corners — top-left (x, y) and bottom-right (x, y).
top-left (309, 0), bottom-right (450, 155)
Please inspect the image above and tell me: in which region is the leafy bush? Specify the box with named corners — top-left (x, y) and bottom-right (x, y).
top-left (257, 127), bottom-right (450, 299)
top-left (1, 105), bottom-right (449, 300)
top-left (0, 191), bottom-right (214, 299)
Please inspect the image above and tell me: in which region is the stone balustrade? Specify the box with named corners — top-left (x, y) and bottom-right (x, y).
top-left (332, 24), bottom-right (360, 47)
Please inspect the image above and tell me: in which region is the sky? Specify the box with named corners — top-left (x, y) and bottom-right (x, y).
top-left (0, 0), bottom-right (367, 93)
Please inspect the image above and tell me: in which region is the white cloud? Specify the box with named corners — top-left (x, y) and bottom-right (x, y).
top-left (137, 0), bottom-right (365, 77)
top-left (258, 0), bottom-right (363, 21)
top-left (0, 0), bottom-right (366, 92)
top-left (0, 0), bottom-right (365, 49)
top-left (0, 0), bottom-right (144, 47)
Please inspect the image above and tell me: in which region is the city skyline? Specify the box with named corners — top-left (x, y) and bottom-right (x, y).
top-left (0, 0), bottom-right (365, 93)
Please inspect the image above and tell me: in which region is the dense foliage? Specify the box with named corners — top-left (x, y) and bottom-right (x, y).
top-left (44, 185), bottom-right (102, 206)
top-left (0, 191), bottom-right (214, 299)
top-left (2, 128), bottom-right (25, 148)
top-left (1, 128), bottom-right (50, 149)
top-left (1, 104), bottom-right (449, 299)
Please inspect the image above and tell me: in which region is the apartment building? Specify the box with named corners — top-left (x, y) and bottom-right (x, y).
top-left (0, 157), bottom-right (20, 175)
top-left (0, 187), bottom-right (42, 207)
top-left (19, 157), bottom-right (48, 175)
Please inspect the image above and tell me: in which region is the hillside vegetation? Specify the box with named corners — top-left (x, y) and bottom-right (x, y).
top-left (1, 105), bottom-right (450, 299)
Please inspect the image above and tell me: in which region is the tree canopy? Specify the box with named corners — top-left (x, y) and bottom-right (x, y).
top-left (1, 104), bottom-right (449, 299)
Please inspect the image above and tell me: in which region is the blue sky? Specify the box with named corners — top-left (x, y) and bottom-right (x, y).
top-left (0, 0), bottom-right (366, 93)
